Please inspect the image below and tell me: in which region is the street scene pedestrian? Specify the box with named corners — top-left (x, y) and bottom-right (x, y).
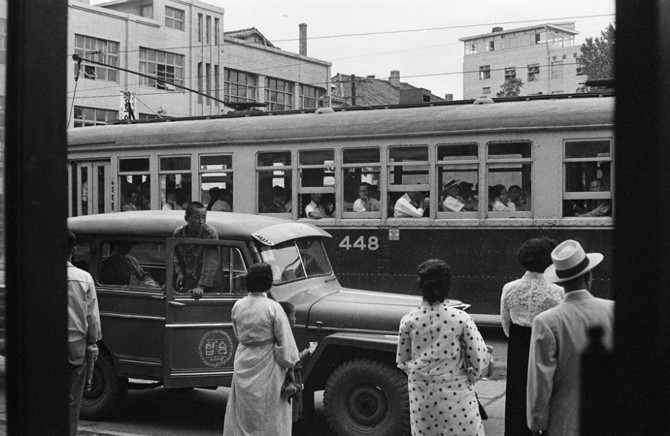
top-left (500, 237), bottom-right (564, 436)
top-left (527, 239), bottom-right (615, 436)
top-left (397, 259), bottom-right (493, 436)
top-left (67, 230), bottom-right (102, 436)
top-left (222, 263), bottom-right (299, 436)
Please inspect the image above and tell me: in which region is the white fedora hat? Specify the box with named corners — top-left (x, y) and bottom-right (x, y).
top-left (544, 239), bottom-right (603, 283)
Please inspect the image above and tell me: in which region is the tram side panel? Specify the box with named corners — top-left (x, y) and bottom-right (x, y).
top-left (325, 226), bottom-right (613, 315)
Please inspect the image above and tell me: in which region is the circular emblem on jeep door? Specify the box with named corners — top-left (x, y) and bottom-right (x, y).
top-left (198, 330), bottom-right (235, 367)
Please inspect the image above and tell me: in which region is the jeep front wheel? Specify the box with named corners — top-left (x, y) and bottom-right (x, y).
top-left (80, 351), bottom-right (128, 420)
top-left (323, 358), bottom-right (410, 436)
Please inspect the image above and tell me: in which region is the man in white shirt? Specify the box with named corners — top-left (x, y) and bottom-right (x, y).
top-left (393, 191), bottom-right (426, 218)
top-left (67, 231), bottom-right (102, 436)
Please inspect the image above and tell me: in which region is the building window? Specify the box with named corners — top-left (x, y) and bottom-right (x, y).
top-left (527, 64), bottom-right (540, 81)
top-left (197, 62), bottom-right (203, 103)
top-left (562, 140), bottom-right (612, 217)
top-left (197, 14), bottom-right (203, 42)
top-left (73, 106), bottom-right (118, 128)
top-left (206, 63), bottom-right (211, 105)
top-left (74, 35), bottom-right (120, 82)
top-left (265, 77), bottom-right (294, 111)
top-left (257, 151), bottom-right (293, 215)
top-left (299, 85), bottom-right (324, 109)
top-left (482, 87), bottom-right (491, 94)
top-left (214, 65), bottom-right (220, 106)
top-left (479, 65), bottom-right (491, 80)
top-left (215, 18), bottom-right (220, 45)
top-left (206, 16), bottom-right (211, 44)
top-left (0, 18), bottom-right (7, 65)
top-left (140, 5), bottom-right (153, 18)
top-left (224, 69), bottom-right (257, 103)
top-left (139, 47), bottom-right (184, 90)
top-left (489, 40), bottom-right (495, 51)
top-left (165, 6), bottom-right (184, 31)
top-left (576, 66), bottom-right (586, 76)
top-left (504, 67), bottom-right (516, 80)
top-left (487, 142), bottom-right (532, 215)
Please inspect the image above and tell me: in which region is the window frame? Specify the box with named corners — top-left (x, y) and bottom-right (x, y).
top-left (224, 69), bottom-right (257, 103)
top-left (198, 154), bottom-right (234, 211)
top-left (73, 106), bottom-right (118, 128)
top-left (265, 77), bottom-right (294, 111)
top-left (479, 65), bottom-right (491, 80)
top-left (256, 151), bottom-right (294, 218)
top-left (436, 143), bottom-right (480, 219)
top-left (139, 47), bottom-right (184, 89)
top-left (165, 6), bottom-right (185, 31)
top-left (298, 149), bottom-right (336, 219)
top-left (485, 141), bottom-right (533, 218)
top-left (527, 64), bottom-right (540, 82)
top-left (74, 34), bottom-right (120, 83)
top-left (341, 147), bottom-right (382, 219)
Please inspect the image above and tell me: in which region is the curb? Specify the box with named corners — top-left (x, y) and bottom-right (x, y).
top-left (0, 420), bottom-right (143, 436)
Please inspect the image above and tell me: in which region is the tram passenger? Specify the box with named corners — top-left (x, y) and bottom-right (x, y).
top-left (575, 179), bottom-right (611, 217)
top-left (394, 191), bottom-right (426, 218)
top-left (172, 202), bottom-right (219, 300)
top-left (353, 182), bottom-right (380, 212)
top-left (122, 188), bottom-right (142, 211)
top-left (207, 187), bottom-right (233, 212)
top-left (441, 179), bottom-right (476, 212)
top-left (508, 185), bottom-right (530, 211)
top-left (263, 185), bottom-right (292, 213)
top-left (397, 259), bottom-right (493, 436)
top-left (162, 192), bottom-right (182, 210)
top-left (305, 193), bottom-right (334, 219)
top-left (489, 185), bottom-right (516, 211)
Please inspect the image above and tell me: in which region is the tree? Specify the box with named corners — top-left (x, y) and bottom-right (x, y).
top-left (496, 77), bottom-right (524, 97)
top-left (578, 24), bottom-right (615, 81)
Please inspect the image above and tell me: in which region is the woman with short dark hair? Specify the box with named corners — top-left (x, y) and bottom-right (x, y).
top-left (397, 259), bottom-right (492, 436)
top-left (500, 237), bottom-right (564, 436)
top-left (222, 263), bottom-right (299, 436)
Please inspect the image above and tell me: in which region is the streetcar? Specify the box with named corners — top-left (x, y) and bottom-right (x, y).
top-left (67, 94), bottom-right (615, 316)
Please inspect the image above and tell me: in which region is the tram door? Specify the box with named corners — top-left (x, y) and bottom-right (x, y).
top-left (68, 160), bottom-right (112, 216)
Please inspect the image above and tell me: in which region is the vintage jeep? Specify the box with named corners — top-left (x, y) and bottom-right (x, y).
top-left (68, 211), bottom-right (470, 436)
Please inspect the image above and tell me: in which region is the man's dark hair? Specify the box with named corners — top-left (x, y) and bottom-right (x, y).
top-left (67, 231), bottom-right (77, 255)
top-left (279, 301), bottom-right (295, 316)
top-left (185, 201), bottom-right (206, 218)
top-left (417, 259), bottom-right (451, 304)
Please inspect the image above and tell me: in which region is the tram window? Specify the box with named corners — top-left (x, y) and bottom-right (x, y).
top-left (342, 148), bottom-right (381, 217)
top-left (486, 142), bottom-right (532, 214)
top-left (388, 146), bottom-right (429, 218)
top-left (257, 151), bottom-right (293, 215)
top-left (99, 240), bottom-right (166, 288)
top-left (437, 144), bottom-right (479, 215)
top-left (562, 139), bottom-right (612, 217)
top-left (200, 154), bottom-right (233, 212)
top-left (299, 150), bottom-right (335, 219)
top-left (160, 156), bottom-right (192, 211)
top-left (120, 175), bottom-right (150, 211)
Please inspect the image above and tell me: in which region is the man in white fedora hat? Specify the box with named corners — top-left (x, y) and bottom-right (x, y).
top-left (526, 239), bottom-right (615, 436)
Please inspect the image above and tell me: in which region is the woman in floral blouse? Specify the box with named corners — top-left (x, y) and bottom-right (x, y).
top-left (397, 259), bottom-right (493, 436)
top-left (500, 237), bottom-right (564, 436)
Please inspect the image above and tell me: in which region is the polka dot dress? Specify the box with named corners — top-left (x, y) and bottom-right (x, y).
top-left (397, 301), bottom-right (490, 436)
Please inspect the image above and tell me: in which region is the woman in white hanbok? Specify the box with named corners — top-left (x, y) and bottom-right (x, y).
top-left (397, 259), bottom-right (493, 436)
top-left (223, 263), bottom-right (299, 436)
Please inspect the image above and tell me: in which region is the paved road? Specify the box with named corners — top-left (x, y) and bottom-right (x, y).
top-left (0, 331), bottom-right (508, 435)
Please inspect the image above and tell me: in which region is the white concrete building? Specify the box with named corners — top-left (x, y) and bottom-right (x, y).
top-left (68, 0), bottom-right (331, 126)
top-left (460, 22), bottom-right (586, 99)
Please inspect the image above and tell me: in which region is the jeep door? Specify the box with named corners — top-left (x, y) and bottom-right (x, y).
top-left (164, 237), bottom-right (251, 388)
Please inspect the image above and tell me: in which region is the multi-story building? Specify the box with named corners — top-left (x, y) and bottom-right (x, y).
top-left (68, 1), bottom-right (331, 126)
top-left (459, 22), bottom-right (586, 99)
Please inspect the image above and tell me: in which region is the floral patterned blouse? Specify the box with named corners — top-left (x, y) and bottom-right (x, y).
top-left (500, 271), bottom-right (564, 336)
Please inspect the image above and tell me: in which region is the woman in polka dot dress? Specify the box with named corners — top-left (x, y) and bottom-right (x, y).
top-left (397, 259), bottom-right (493, 436)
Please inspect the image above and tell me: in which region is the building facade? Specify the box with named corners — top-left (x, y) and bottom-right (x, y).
top-left (460, 22), bottom-right (586, 99)
top-left (68, 0), bottom-right (331, 126)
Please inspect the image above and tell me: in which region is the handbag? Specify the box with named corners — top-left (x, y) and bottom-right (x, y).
top-left (281, 368), bottom-right (303, 401)
top-left (476, 393), bottom-right (488, 420)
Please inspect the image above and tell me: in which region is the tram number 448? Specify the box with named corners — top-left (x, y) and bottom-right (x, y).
top-left (339, 236), bottom-right (379, 251)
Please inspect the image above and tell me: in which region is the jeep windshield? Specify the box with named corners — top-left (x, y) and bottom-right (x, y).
top-left (258, 238), bottom-right (333, 285)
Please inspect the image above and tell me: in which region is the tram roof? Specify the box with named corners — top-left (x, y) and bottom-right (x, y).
top-left (68, 96), bottom-right (614, 148)
top-left (68, 211), bottom-right (331, 244)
